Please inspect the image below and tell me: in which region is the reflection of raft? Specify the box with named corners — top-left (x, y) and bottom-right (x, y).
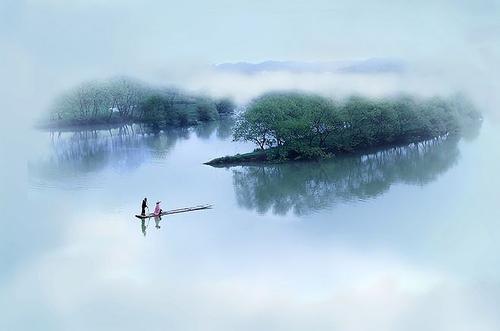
top-left (134, 204), bottom-right (213, 219)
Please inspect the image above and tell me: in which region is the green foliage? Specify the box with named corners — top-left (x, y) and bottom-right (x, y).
top-left (139, 94), bottom-right (169, 125)
top-left (233, 110), bottom-right (272, 150)
top-left (137, 90), bottom-right (199, 127)
top-left (48, 77), bottom-right (222, 127)
top-left (215, 98), bottom-right (236, 115)
top-left (233, 92), bottom-right (481, 160)
top-left (195, 99), bottom-right (219, 122)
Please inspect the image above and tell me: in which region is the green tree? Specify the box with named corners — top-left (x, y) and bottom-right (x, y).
top-left (196, 99), bottom-right (219, 122)
top-left (215, 98), bottom-right (236, 115)
top-left (230, 92), bottom-right (480, 161)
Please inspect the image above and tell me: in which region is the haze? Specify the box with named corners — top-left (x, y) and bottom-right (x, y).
top-left (1, 2), bottom-right (500, 331)
top-left (1, 0), bottom-right (500, 120)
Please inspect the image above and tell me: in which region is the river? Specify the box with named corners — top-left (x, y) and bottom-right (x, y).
top-left (1, 119), bottom-right (500, 330)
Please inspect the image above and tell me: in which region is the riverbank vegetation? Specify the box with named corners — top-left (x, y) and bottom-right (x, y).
top-left (44, 77), bottom-right (236, 128)
top-left (206, 92), bottom-right (481, 165)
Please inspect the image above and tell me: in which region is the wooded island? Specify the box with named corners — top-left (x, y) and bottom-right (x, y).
top-left (43, 78), bottom-right (481, 166)
top-left (43, 77), bottom-right (235, 128)
top-left (206, 92), bottom-right (481, 166)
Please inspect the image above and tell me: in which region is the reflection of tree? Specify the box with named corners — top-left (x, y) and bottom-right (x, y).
top-left (232, 136), bottom-right (461, 216)
top-left (29, 125), bottom-right (177, 184)
top-left (216, 116), bottom-right (235, 140)
top-left (192, 117), bottom-right (234, 140)
top-left (193, 121), bottom-right (217, 140)
top-left (29, 121), bottom-right (231, 185)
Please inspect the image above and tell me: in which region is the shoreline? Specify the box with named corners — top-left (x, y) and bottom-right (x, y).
top-left (204, 134), bottom-right (457, 167)
top-left (34, 115), bottom-right (233, 132)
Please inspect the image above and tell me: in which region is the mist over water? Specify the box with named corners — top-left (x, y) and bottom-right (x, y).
top-left (0, 118), bottom-right (496, 331)
top-left (2, 0), bottom-right (500, 330)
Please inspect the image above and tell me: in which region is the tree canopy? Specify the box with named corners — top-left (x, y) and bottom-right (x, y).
top-left (231, 92), bottom-right (481, 160)
top-left (47, 77), bottom-right (236, 128)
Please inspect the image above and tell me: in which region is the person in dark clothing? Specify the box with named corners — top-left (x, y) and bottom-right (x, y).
top-left (141, 197), bottom-right (148, 216)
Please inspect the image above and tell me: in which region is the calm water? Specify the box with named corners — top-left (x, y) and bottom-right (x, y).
top-left (1, 119), bottom-right (500, 331)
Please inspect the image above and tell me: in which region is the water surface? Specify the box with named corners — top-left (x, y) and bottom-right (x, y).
top-left (1, 120), bottom-right (500, 331)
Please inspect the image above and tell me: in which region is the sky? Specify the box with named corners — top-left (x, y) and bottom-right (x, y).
top-left (1, 2), bottom-right (500, 330)
top-left (1, 0), bottom-right (500, 120)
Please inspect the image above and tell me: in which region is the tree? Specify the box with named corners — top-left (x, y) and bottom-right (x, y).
top-left (106, 77), bottom-right (144, 120)
top-left (215, 98), bottom-right (236, 115)
top-left (233, 112), bottom-right (271, 150)
top-left (196, 99), bottom-right (219, 122)
top-left (230, 92), bottom-right (479, 161)
top-left (48, 77), bottom-right (226, 127)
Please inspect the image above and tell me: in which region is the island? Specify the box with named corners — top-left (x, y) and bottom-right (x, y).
top-left (40, 77), bottom-right (236, 129)
top-left (205, 92), bottom-right (482, 166)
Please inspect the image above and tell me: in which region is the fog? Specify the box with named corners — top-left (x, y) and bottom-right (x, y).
top-left (1, 1), bottom-right (500, 330)
top-left (1, 0), bottom-right (500, 123)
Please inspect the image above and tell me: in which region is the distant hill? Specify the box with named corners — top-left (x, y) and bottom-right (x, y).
top-left (214, 58), bottom-right (406, 74)
top-left (337, 58), bottom-right (406, 74)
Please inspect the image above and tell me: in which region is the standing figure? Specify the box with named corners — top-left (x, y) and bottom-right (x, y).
top-left (141, 197), bottom-right (148, 216)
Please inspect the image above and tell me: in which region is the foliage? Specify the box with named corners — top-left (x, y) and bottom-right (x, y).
top-left (215, 98), bottom-right (237, 115)
top-left (48, 77), bottom-right (223, 127)
top-left (196, 99), bottom-right (219, 122)
top-left (232, 92), bottom-right (481, 160)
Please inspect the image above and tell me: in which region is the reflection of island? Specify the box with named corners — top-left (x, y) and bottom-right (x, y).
top-left (29, 120), bottom-right (233, 186)
top-left (232, 135), bottom-right (461, 216)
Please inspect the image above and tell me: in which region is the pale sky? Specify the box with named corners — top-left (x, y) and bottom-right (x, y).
top-left (1, 4), bottom-right (500, 329)
top-left (1, 0), bottom-right (500, 119)
top-left (3, 0), bottom-right (499, 67)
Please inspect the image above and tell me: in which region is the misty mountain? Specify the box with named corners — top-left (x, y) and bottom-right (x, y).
top-left (214, 58), bottom-right (406, 74)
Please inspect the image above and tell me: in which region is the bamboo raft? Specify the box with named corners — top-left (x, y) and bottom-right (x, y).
top-left (135, 204), bottom-right (213, 219)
